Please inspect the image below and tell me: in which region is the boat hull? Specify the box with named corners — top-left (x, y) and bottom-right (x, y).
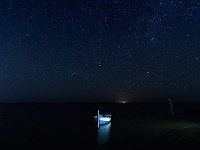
top-left (94, 110), bottom-right (111, 126)
top-left (94, 115), bottom-right (111, 125)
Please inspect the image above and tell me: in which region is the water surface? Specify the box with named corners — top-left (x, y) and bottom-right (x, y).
top-left (0, 103), bottom-right (200, 149)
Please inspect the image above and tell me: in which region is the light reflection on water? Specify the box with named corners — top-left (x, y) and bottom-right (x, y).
top-left (97, 122), bottom-right (111, 149)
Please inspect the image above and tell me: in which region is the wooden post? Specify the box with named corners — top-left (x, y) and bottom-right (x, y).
top-left (168, 98), bottom-right (173, 115)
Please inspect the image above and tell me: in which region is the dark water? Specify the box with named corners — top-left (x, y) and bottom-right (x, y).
top-left (1, 103), bottom-right (200, 150)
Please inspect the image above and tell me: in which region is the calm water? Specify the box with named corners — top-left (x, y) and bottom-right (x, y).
top-left (0, 103), bottom-right (200, 149)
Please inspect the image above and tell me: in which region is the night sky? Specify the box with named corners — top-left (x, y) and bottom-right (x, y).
top-left (0, 0), bottom-right (200, 103)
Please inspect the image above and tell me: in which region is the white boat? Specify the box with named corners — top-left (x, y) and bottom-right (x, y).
top-left (94, 110), bottom-right (111, 127)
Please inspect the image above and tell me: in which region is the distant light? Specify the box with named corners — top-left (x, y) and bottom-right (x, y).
top-left (118, 100), bottom-right (128, 104)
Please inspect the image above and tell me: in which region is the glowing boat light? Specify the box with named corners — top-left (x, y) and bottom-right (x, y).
top-left (94, 110), bottom-right (111, 127)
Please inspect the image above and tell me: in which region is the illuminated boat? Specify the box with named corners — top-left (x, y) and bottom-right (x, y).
top-left (94, 110), bottom-right (111, 127)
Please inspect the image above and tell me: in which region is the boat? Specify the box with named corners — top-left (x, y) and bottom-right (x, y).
top-left (94, 110), bottom-right (111, 127)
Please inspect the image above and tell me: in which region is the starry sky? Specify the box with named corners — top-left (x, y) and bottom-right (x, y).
top-left (0, 0), bottom-right (200, 103)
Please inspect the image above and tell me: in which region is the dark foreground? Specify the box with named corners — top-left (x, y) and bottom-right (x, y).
top-left (1, 103), bottom-right (200, 150)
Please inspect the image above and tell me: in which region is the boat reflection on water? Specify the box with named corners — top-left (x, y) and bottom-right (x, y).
top-left (97, 122), bottom-right (111, 147)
